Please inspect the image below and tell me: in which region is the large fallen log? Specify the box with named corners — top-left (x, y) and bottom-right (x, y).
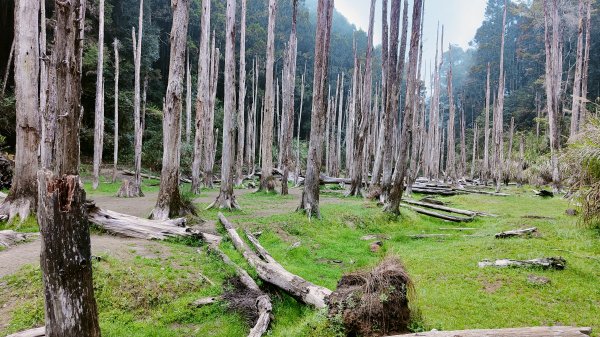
top-left (122, 169), bottom-right (192, 184)
top-left (495, 227), bottom-right (538, 239)
top-left (401, 204), bottom-right (474, 223)
top-left (410, 187), bottom-right (458, 196)
top-left (200, 232), bottom-right (272, 337)
top-left (218, 213), bottom-right (332, 308)
top-left (462, 188), bottom-right (510, 196)
top-left (404, 199), bottom-right (497, 217)
top-left (478, 257), bottom-right (566, 270)
top-left (6, 327), bottom-right (46, 337)
top-left (0, 230), bottom-right (35, 248)
top-left (86, 203), bottom-right (193, 240)
top-left (393, 326), bottom-right (591, 337)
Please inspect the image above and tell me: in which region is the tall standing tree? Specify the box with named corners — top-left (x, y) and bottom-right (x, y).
top-left (259, 0), bottom-right (277, 192)
top-left (191, 0), bottom-right (211, 194)
top-left (386, 0), bottom-right (423, 214)
top-left (493, 0), bottom-right (507, 193)
top-left (235, 0), bottom-right (247, 185)
top-left (347, 0), bottom-right (376, 197)
top-left (92, 0), bottom-right (105, 190)
top-left (151, 0), bottom-right (190, 220)
top-left (482, 63), bottom-right (491, 183)
top-left (298, 0), bottom-right (334, 218)
top-left (543, 0), bottom-right (563, 192)
top-left (570, 0), bottom-right (584, 139)
top-left (0, 0), bottom-right (41, 222)
top-left (295, 64), bottom-right (306, 184)
top-left (209, 0), bottom-right (239, 210)
top-left (112, 38), bottom-right (120, 183)
top-left (185, 51), bottom-right (192, 144)
top-left (281, 0), bottom-right (299, 195)
top-left (37, 0), bottom-right (101, 334)
top-left (580, 0), bottom-right (591, 124)
top-left (446, 46), bottom-right (457, 184)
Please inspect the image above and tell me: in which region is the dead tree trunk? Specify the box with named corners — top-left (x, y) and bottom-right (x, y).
top-left (151, 0), bottom-right (189, 220)
top-left (185, 51), bottom-right (192, 144)
top-left (347, 0), bottom-right (376, 197)
top-left (235, 0), bottom-right (247, 186)
top-left (295, 64), bottom-right (306, 184)
top-left (191, 0), bottom-right (211, 194)
top-left (460, 102), bottom-right (467, 178)
top-left (483, 63), bottom-right (491, 183)
top-left (493, 0), bottom-right (507, 193)
top-left (446, 46), bottom-right (457, 184)
top-left (92, 0), bottom-right (105, 190)
top-left (203, 36), bottom-right (219, 188)
top-left (336, 73), bottom-right (344, 175)
top-left (328, 75), bottom-right (340, 177)
top-left (209, 0), bottom-right (239, 210)
top-left (471, 123), bottom-right (478, 178)
top-left (508, 116), bottom-right (514, 162)
top-left (385, 0), bottom-right (423, 215)
top-left (543, 0), bottom-right (563, 193)
top-left (298, 0), bottom-right (334, 218)
top-left (0, 0), bottom-right (40, 222)
top-left (112, 39), bottom-right (120, 183)
top-left (259, 0), bottom-right (277, 192)
top-left (39, 0), bottom-right (48, 170)
top-left (246, 58), bottom-right (258, 175)
top-left (37, 0), bottom-right (100, 334)
top-left (580, 0), bottom-right (591, 124)
top-left (280, 0), bottom-right (298, 195)
top-left (570, 0), bottom-right (584, 139)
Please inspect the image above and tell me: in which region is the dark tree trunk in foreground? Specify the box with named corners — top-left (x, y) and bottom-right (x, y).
top-left (209, 0), bottom-right (239, 210)
top-left (385, 0), bottom-right (422, 215)
top-left (151, 0), bottom-right (189, 220)
top-left (0, 0), bottom-right (40, 222)
top-left (298, 0), bottom-right (334, 218)
top-left (259, 0), bottom-right (277, 192)
top-left (37, 0), bottom-right (100, 335)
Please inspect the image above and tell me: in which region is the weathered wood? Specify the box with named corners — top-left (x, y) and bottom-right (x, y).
top-left (394, 326), bottom-right (591, 337)
top-left (112, 39), bottom-right (120, 183)
top-left (219, 213), bottom-right (332, 308)
top-left (0, 230), bottom-right (34, 248)
top-left (6, 327), bottom-right (46, 337)
top-left (92, 0), bottom-right (105, 190)
top-left (401, 204), bottom-right (473, 223)
top-left (121, 169), bottom-right (191, 184)
top-left (495, 227), bottom-right (538, 239)
top-left (492, 1), bottom-right (507, 193)
top-left (478, 257), bottom-right (566, 270)
top-left (131, 0), bottom-right (144, 196)
top-left (87, 203), bottom-right (190, 240)
top-left (403, 199), bottom-right (477, 217)
top-left (191, 296), bottom-right (220, 307)
top-left (439, 227), bottom-right (477, 231)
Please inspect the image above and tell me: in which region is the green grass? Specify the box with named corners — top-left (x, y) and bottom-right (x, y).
top-left (0, 216), bottom-right (39, 233)
top-left (1, 185), bottom-right (599, 336)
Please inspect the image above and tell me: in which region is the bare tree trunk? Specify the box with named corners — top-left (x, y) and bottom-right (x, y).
top-left (185, 51), bottom-right (192, 144)
top-left (298, 0), bottom-right (334, 218)
top-left (0, 0), bottom-right (40, 222)
top-left (112, 39), bottom-right (120, 183)
top-left (471, 123), bottom-right (478, 179)
top-left (460, 102), bottom-right (467, 178)
top-left (276, 78), bottom-right (281, 168)
top-left (39, 0), bottom-right (48, 170)
top-left (0, 40), bottom-right (14, 99)
top-left (336, 73), bottom-right (344, 175)
top-left (347, 0), bottom-right (376, 197)
top-left (246, 58), bottom-right (258, 175)
top-left (203, 35), bottom-right (219, 188)
top-left (328, 75), bottom-right (340, 177)
top-left (446, 46), bottom-right (457, 184)
top-left (191, 0), bottom-right (210, 194)
top-left (518, 133), bottom-right (525, 186)
top-left (259, 0), bottom-right (277, 192)
top-left (151, 0), bottom-right (189, 220)
top-left (493, 0), bottom-right (507, 193)
top-left (543, 0), bottom-right (563, 193)
top-left (281, 0), bottom-right (298, 195)
top-left (508, 116), bottom-right (514, 162)
top-left (346, 37), bottom-right (357, 176)
top-left (295, 64), bottom-right (306, 184)
top-left (235, 0), bottom-right (247, 185)
top-left (570, 0), bottom-right (584, 139)
top-left (209, 0), bottom-right (239, 210)
top-left (483, 63), bottom-right (491, 183)
top-left (325, 86), bottom-right (331, 175)
top-left (92, 0), bottom-right (105, 190)
top-left (37, 0), bottom-right (100, 334)
top-left (580, 0), bottom-right (591, 124)
top-left (386, 0), bottom-right (422, 214)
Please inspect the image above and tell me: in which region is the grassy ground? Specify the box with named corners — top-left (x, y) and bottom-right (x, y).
top-left (1, 183), bottom-right (599, 336)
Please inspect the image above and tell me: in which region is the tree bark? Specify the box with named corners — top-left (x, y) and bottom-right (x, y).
top-left (235, 0), bottom-right (247, 186)
top-left (471, 123), bottom-right (478, 178)
top-left (203, 35), bottom-right (219, 188)
top-left (112, 39), bottom-right (120, 183)
top-left (185, 50), bottom-right (192, 144)
top-left (298, 0), bottom-right (334, 218)
top-left (483, 63), bottom-right (491, 183)
top-left (191, 0), bottom-right (211, 194)
top-left (151, 0), bottom-right (189, 220)
top-left (0, 0), bottom-right (40, 222)
top-left (281, 0), bottom-right (298, 195)
top-left (92, 0), bottom-right (105, 190)
top-left (446, 46), bottom-right (457, 184)
top-left (259, 0), bottom-right (277, 192)
top-left (579, 0), bottom-right (591, 125)
top-left (459, 102), bottom-right (467, 178)
top-left (347, 0), bottom-right (376, 197)
top-left (493, 1), bottom-right (507, 193)
top-left (246, 58), bottom-right (258, 176)
top-left (129, 0), bottom-right (144, 197)
top-left (385, 0), bottom-right (423, 214)
top-left (570, 0), bottom-right (584, 139)
top-left (209, 0), bottom-right (239, 210)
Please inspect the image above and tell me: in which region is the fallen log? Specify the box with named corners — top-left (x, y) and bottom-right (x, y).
top-left (6, 327), bottom-right (46, 337)
top-left (86, 203), bottom-right (193, 240)
top-left (533, 189), bottom-right (554, 198)
top-left (410, 188), bottom-right (457, 196)
top-left (200, 232), bottom-right (272, 337)
top-left (478, 257), bottom-right (566, 270)
top-left (122, 169), bottom-right (192, 184)
top-left (401, 204), bottom-right (474, 223)
top-left (218, 213), bottom-right (332, 308)
top-left (462, 189), bottom-right (510, 196)
top-left (0, 230), bottom-right (35, 248)
top-left (495, 227), bottom-right (538, 239)
top-left (439, 227), bottom-right (477, 231)
top-left (192, 296), bottom-right (221, 307)
top-left (393, 326), bottom-right (591, 337)
top-left (403, 199), bottom-right (477, 217)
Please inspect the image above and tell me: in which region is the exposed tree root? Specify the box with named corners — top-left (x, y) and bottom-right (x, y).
top-left (0, 197), bottom-right (33, 223)
top-left (206, 192), bottom-right (241, 211)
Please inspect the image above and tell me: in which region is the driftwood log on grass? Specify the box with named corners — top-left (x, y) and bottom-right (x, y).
top-left (394, 326), bottom-right (591, 337)
top-left (122, 169), bottom-right (192, 184)
top-left (495, 227), bottom-right (538, 238)
top-left (218, 213), bottom-right (332, 308)
top-left (0, 230), bottom-right (35, 248)
top-left (478, 257), bottom-right (566, 270)
top-left (401, 204), bottom-right (474, 222)
top-left (6, 327), bottom-right (46, 337)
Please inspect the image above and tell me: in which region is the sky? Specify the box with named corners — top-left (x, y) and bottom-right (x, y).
top-left (335, 0), bottom-right (487, 69)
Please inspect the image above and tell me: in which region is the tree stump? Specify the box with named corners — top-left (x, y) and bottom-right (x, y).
top-left (116, 179), bottom-right (144, 198)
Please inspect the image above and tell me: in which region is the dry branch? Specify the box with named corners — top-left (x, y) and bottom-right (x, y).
top-left (6, 327), bottom-right (46, 337)
top-left (495, 227), bottom-right (538, 239)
